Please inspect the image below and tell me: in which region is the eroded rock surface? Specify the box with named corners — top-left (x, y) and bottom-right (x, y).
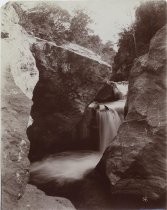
top-left (1, 41), bottom-right (31, 209)
top-left (94, 81), bottom-right (128, 103)
top-left (18, 184), bottom-right (75, 210)
top-left (27, 41), bottom-right (111, 161)
top-left (1, 3), bottom-right (76, 209)
top-left (1, 3), bottom-right (38, 209)
top-left (97, 26), bottom-right (167, 208)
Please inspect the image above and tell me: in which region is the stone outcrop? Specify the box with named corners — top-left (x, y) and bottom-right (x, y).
top-left (1, 3), bottom-right (76, 209)
top-left (1, 2), bottom-right (39, 100)
top-left (1, 40), bottom-right (31, 209)
top-left (97, 25), bottom-right (167, 208)
top-left (27, 40), bottom-right (111, 161)
top-left (18, 184), bottom-right (75, 210)
top-left (1, 3), bottom-right (38, 209)
top-left (94, 81), bottom-right (128, 103)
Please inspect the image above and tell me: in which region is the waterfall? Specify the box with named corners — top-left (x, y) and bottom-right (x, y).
top-left (96, 103), bottom-right (123, 153)
top-left (30, 100), bottom-right (125, 190)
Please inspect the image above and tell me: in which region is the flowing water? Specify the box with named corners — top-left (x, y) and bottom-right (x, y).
top-left (97, 108), bottom-right (121, 153)
top-left (97, 99), bottom-right (125, 152)
top-left (30, 151), bottom-right (101, 186)
top-left (30, 100), bottom-right (125, 208)
top-left (30, 151), bottom-right (112, 209)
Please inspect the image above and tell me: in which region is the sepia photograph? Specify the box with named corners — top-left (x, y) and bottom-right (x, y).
top-left (1, 0), bottom-right (167, 209)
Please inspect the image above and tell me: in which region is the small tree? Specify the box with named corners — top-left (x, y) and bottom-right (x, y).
top-left (135, 0), bottom-right (167, 55)
top-left (69, 9), bottom-right (92, 43)
top-left (21, 2), bottom-right (71, 44)
top-left (112, 0), bottom-right (167, 81)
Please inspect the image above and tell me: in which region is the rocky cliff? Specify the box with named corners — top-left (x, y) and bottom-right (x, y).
top-left (27, 37), bottom-right (111, 161)
top-left (1, 2), bottom-right (111, 208)
top-left (97, 25), bottom-right (167, 208)
top-left (1, 3), bottom-right (39, 209)
top-left (1, 3), bottom-right (77, 209)
top-left (2, 2), bottom-right (166, 209)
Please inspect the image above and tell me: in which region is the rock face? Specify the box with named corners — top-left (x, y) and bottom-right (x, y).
top-left (97, 25), bottom-right (167, 208)
top-left (1, 3), bottom-right (38, 209)
top-left (18, 184), bottom-right (75, 210)
top-left (94, 81), bottom-right (128, 103)
top-left (1, 3), bottom-right (76, 209)
top-left (1, 3), bottom-right (39, 100)
top-left (1, 41), bottom-right (31, 209)
top-left (27, 41), bottom-right (111, 161)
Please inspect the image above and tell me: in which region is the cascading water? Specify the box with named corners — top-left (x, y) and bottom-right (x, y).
top-left (29, 99), bottom-right (126, 209)
top-left (97, 106), bottom-right (122, 153)
top-left (30, 100), bottom-right (125, 185)
top-left (98, 99), bottom-right (125, 152)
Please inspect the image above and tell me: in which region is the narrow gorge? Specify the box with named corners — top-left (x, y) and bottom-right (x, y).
top-left (1, 1), bottom-right (167, 210)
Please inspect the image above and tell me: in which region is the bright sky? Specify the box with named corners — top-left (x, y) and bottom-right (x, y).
top-left (55, 0), bottom-right (141, 45)
top-left (1, 0), bottom-right (149, 49)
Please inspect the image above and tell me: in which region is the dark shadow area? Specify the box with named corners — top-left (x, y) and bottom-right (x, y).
top-left (29, 168), bottom-right (112, 210)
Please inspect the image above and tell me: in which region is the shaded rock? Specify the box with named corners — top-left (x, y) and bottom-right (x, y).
top-left (94, 81), bottom-right (128, 103)
top-left (27, 41), bottom-right (111, 161)
top-left (1, 31), bottom-right (9, 38)
top-left (94, 83), bottom-right (121, 103)
top-left (30, 157), bottom-right (112, 210)
top-left (18, 184), bottom-right (75, 210)
top-left (97, 25), bottom-right (167, 208)
top-left (76, 106), bottom-right (100, 151)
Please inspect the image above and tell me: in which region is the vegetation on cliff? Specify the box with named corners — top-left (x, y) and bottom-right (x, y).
top-left (112, 0), bottom-right (167, 81)
top-left (13, 2), bottom-right (115, 65)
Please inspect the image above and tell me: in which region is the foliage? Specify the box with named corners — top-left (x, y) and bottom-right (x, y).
top-left (112, 0), bottom-right (167, 81)
top-left (135, 0), bottom-right (167, 55)
top-left (68, 9), bottom-right (115, 64)
top-left (20, 3), bottom-right (70, 44)
top-left (15, 2), bottom-right (115, 64)
top-left (68, 9), bottom-right (92, 43)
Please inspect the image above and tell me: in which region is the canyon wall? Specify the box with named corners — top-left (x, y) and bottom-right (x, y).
top-left (1, 3), bottom-right (75, 209)
top-left (1, 2), bottom-right (111, 208)
top-left (1, 3), bottom-right (38, 209)
top-left (97, 25), bottom-right (167, 208)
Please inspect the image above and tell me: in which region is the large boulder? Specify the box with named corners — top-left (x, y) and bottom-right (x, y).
top-left (97, 25), bottom-right (167, 208)
top-left (94, 81), bottom-right (128, 103)
top-left (27, 41), bottom-right (111, 161)
top-left (1, 40), bottom-right (31, 209)
top-left (1, 3), bottom-right (39, 209)
top-left (1, 3), bottom-right (76, 209)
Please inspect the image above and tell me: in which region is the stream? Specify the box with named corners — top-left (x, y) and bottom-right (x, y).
top-left (29, 99), bottom-right (125, 209)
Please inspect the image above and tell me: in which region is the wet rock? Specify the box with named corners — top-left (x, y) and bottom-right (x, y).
top-left (28, 41), bottom-right (111, 161)
top-left (97, 25), bottom-right (167, 208)
top-left (94, 83), bottom-right (121, 103)
top-left (76, 106), bottom-right (100, 151)
top-left (94, 81), bottom-right (128, 103)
